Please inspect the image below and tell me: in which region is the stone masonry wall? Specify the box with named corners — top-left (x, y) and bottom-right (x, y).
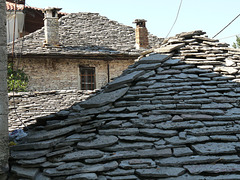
top-left (8, 90), bottom-right (95, 132)
top-left (12, 58), bottom-right (134, 91)
top-left (0, 0), bottom-right (9, 177)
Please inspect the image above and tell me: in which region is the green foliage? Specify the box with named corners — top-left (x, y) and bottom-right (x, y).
top-left (233, 36), bottom-right (240, 49)
top-left (7, 64), bottom-right (28, 92)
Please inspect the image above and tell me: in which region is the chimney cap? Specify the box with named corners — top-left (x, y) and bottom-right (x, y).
top-left (133, 19), bottom-right (147, 24)
top-left (43, 7), bottom-right (62, 13)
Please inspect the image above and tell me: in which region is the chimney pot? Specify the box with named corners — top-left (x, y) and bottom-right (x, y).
top-left (133, 19), bottom-right (149, 49)
top-left (43, 7), bottom-right (62, 47)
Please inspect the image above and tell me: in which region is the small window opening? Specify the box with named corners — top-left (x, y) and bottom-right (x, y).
top-left (79, 67), bottom-right (95, 90)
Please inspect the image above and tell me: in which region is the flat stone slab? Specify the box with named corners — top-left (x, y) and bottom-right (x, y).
top-left (11, 137), bottom-right (62, 150)
top-left (66, 173), bottom-right (97, 180)
top-left (11, 165), bottom-right (39, 179)
top-left (44, 161), bottom-right (118, 176)
top-left (103, 169), bottom-right (135, 176)
top-left (107, 71), bottom-right (144, 89)
top-left (66, 133), bottom-right (96, 142)
top-left (157, 155), bottom-right (240, 166)
top-left (119, 159), bottom-right (156, 169)
top-left (186, 124), bottom-right (240, 136)
top-left (11, 149), bottom-right (51, 160)
top-left (99, 128), bottom-right (139, 136)
top-left (103, 142), bottom-right (153, 151)
top-left (26, 124), bottom-right (81, 142)
top-left (137, 54), bottom-right (170, 64)
top-left (184, 164), bottom-right (240, 174)
top-left (158, 121), bottom-right (204, 130)
top-left (173, 147), bottom-right (193, 157)
top-left (61, 150), bottom-right (104, 161)
top-left (191, 142), bottom-right (239, 155)
top-left (17, 157), bottom-right (46, 165)
top-left (140, 128), bottom-right (178, 137)
top-left (165, 135), bottom-right (210, 145)
top-left (77, 135), bottom-right (118, 149)
top-left (136, 167), bottom-right (186, 178)
top-left (155, 43), bottom-right (185, 53)
top-left (85, 148), bottom-right (172, 164)
top-left (80, 87), bottom-right (129, 108)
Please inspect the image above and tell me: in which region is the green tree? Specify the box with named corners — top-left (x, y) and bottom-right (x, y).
top-left (233, 35), bottom-right (240, 48)
top-left (7, 64), bottom-right (28, 92)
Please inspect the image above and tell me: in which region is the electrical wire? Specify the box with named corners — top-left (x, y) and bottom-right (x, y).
top-left (165, 0), bottom-right (183, 39)
top-left (213, 13), bottom-right (240, 39)
top-left (218, 33), bottom-right (240, 40)
top-left (10, 0), bottom-right (28, 129)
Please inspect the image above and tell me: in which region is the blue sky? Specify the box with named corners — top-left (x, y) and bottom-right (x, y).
top-left (26, 0), bottom-right (240, 46)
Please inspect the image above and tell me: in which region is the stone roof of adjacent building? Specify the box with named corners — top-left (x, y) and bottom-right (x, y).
top-left (9, 30), bottom-right (240, 179)
top-left (8, 12), bottom-right (163, 57)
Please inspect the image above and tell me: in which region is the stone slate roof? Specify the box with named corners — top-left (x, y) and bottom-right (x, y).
top-left (8, 12), bottom-right (163, 57)
top-left (9, 30), bottom-right (240, 179)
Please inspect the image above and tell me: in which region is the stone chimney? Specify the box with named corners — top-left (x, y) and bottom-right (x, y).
top-left (133, 19), bottom-right (149, 49)
top-left (43, 7), bottom-right (62, 47)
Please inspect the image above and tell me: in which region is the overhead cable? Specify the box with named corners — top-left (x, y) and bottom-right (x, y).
top-left (213, 13), bottom-right (240, 39)
top-left (165, 0), bottom-right (183, 39)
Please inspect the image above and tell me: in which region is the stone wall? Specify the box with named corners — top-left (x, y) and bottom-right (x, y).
top-left (12, 58), bottom-right (134, 91)
top-left (8, 90), bottom-right (95, 132)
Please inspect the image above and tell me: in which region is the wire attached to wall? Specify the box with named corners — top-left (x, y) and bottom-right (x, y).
top-left (213, 13), bottom-right (240, 39)
top-left (165, 0), bottom-right (183, 39)
top-left (10, 0), bottom-right (28, 130)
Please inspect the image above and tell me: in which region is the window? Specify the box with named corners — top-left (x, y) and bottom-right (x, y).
top-left (79, 67), bottom-right (95, 90)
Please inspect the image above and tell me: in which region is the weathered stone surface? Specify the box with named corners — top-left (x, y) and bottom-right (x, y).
top-left (11, 149), bottom-right (51, 160)
top-left (119, 159), bottom-right (156, 169)
top-left (155, 43), bottom-right (185, 53)
top-left (137, 54), bottom-right (170, 64)
top-left (10, 137), bottom-right (62, 151)
top-left (158, 121), bottom-right (204, 130)
top-left (65, 133), bottom-right (95, 142)
top-left (184, 164), bottom-right (240, 174)
top-left (181, 114), bottom-right (213, 120)
top-left (140, 115), bottom-right (172, 123)
top-left (165, 135), bottom-right (210, 145)
top-left (26, 124), bottom-right (81, 142)
top-left (77, 135), bottom-right (118, 149)
top-left (135, 63), bottom-right (162, 70)
top-left (107, 71), bottom-right (144, 89)
top-left (105, 175), bottom-right (138, 180)
top-left (80, 87), bottom-right (129, 108)
top-left (43, 161), bottom-right (118, 176)
top-left (186, 124), bottom-right (240, 136)
top-left (17, 157), bottom-right (46, 165)
top-left (85, 148), bottom-right (172, 164)
top-left (97, 112), bottom-right (138, 119)
top-left (140, 128), bottom-right (178, 137)
top-left (118, 136), bottom-right (159, 142)
top-left (103, 142), bottom-right (153, 151)
top-left (191, 142), bottom-right (239, 155)
top-left (99, 128), bottom-right (139, 136)
top-left (103, 169), bottom-right (134, 176)
top-left (210, 135), bottom-right (238, 141)
top-left (136, 167), bottom-right (185, 178)
top-left (46, 146), bottom-right (73, 157)
top-left (61, 150), bottom-right (104, 161)
top-left (173, 147), bottom-right (193, 157)
top-left (11, 165), bottom-right (39, 179)
top-left (66, 173), bottom-right (97, 180)
top-left (57, 162), bottom-right (84, 171)
top-left (157, 155), bottom-right (240, 166)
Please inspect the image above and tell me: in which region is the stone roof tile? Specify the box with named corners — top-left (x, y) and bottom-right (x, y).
top-left (9, 30), bottom-right (240, 179)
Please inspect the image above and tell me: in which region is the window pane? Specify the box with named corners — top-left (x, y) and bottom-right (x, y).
top-left (80, 67), bottom-right (95, 90)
